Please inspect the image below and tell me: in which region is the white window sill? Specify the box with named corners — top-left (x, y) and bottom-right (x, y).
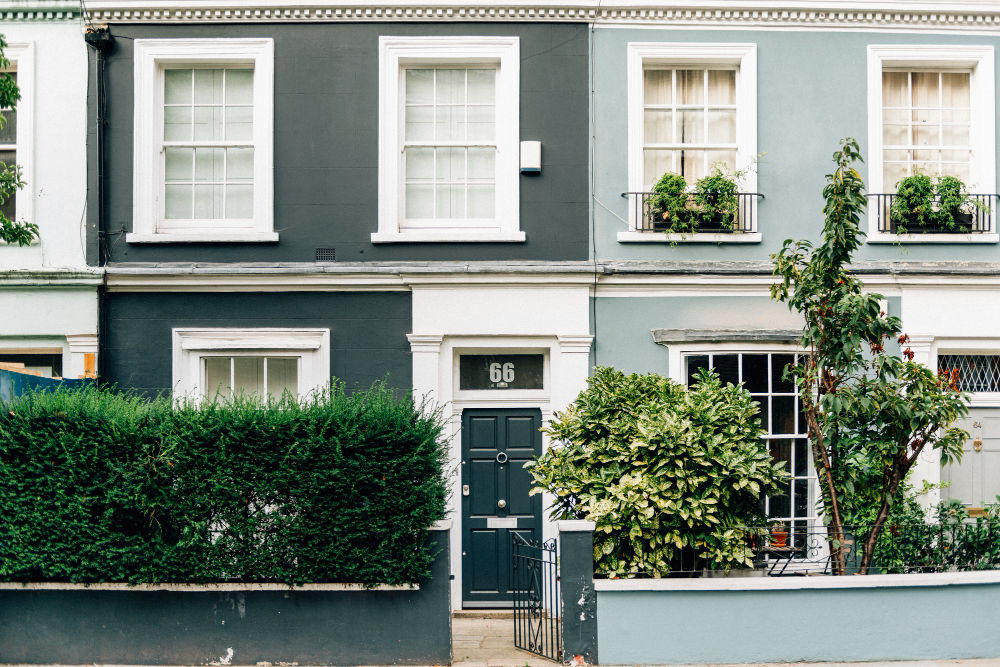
top-left (618, 231), bottom-right (762, 244)
top-left (867, 232), bottom-right (999, 244)
top-left (127, 232), bottom-right (279, 244)
top-left (371, 230), bottom-right (526, 244)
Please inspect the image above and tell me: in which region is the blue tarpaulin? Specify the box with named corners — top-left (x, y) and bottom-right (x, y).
top-left (0, 369), bottom-right (93, 402)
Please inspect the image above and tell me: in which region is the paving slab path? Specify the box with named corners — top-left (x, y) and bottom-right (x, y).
top-left (452, 612), bottom-right (560, 667)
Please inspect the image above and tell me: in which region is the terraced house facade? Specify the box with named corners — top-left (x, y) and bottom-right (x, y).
top-left (2, 0), bottom-right (999, 609)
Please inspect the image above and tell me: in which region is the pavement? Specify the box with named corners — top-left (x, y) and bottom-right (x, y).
top-left (449, 616), bottom-right (1000, 667)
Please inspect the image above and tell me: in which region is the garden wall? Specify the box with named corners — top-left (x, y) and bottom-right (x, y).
top-left (0, 525), bottom-right (452, 666)
top-left (595, 571), bottom-right (1000, 664)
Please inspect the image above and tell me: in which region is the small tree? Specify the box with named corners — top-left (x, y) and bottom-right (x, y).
top-left (0, 35), bottom-right (38, 246)
top-left (527, 367), bottom-right (788, 577)
top-left (770, 138), bottom-right (968, 574)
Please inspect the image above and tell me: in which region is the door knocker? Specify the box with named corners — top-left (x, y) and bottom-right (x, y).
top-left (496, 452), bottom-right (508, 464)
top-left (974, 435), bottom-right (983, 453)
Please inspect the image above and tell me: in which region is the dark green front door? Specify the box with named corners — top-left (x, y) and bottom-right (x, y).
top-left (461, 408), bottom-right (543, 608)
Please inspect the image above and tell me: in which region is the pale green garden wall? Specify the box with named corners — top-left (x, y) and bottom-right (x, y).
top-left (596, 580), bottom-right (1000, 664)
top-left (593, 28), bottom-right (1000, 262)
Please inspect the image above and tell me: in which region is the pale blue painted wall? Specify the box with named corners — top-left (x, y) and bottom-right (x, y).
top-left (593, 28), bottom-right (1000, 262)
top-left (597, 582), bottom-right (1000, 664)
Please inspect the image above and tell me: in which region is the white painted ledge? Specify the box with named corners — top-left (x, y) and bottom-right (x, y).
top-left (372, 230), bottom-right (526, 243)
top-left (126, 232), bottom-right (280, 243)
top-left (558, 520), bottom-right (596, 533)
top-left (867, 232), bottom-right (999, 244)
top-left (430, 519), bottom-right (453, 531)
top-left (618, 231), bottom-right (762, 244)
top-left (0, 582), bottom-right (417, 591)
top-left (594, 569), bottom-right (1000, 592)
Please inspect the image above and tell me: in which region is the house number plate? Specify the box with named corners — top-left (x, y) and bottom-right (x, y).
top-left (487, 517), bottom-right (518, 529)
top-left (459, 354), bottom-right (544, 390)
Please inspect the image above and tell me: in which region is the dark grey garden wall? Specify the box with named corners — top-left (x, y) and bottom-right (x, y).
top-left (94, 22), bottom-right (589, 264)
top-left (103, 291), bottom-right (411, 395)
top-left (0, 529), bottom-right (451, 665)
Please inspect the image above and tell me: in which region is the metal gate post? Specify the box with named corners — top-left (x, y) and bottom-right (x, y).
top-left (558, 520), bottom-right (598, 664)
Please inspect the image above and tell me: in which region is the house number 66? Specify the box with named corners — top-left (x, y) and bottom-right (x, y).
top-left (489, 362), bottom-right (515, 383)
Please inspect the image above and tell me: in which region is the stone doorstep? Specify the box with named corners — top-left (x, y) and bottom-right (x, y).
top-left (453, 609), bottom-right (516, 618)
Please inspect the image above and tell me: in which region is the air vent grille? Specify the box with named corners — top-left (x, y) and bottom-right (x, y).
top-left (315, 247), bottom-right (336, 261)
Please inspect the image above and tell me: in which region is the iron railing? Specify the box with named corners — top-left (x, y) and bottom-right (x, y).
top-left (593, 522), bottom-right (1000, 578)
top-left (512, 533), bottom-right (561, 662)
top-left (866, 193), bottom-right (997, 234)
top-left (622, 191), bottom-right (762, 233)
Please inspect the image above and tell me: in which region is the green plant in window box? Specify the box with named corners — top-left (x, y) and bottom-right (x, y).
top-left (648, 157), bottom-right (760, 237)
top-left (648, 172), bottom-right (690, 232)
top-left (0, 36), bottom-right (37, 247)
top-left (692, 167), bottom-right (741, 232)
top-left (890, 173), bottom-right (987, 235)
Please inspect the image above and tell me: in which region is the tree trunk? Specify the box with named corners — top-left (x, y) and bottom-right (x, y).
top-left (858, 461), bottom-right (907, 575)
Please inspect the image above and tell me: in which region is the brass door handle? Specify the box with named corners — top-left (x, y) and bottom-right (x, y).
top-left (974, 435), bottom-right (983, 453)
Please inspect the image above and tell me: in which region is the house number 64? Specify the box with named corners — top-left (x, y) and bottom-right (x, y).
top-left (489, 362), bottom-right (515, 383)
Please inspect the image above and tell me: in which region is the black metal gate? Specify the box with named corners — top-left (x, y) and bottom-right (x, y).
top-left (512, 533), bottom-right (561, 662)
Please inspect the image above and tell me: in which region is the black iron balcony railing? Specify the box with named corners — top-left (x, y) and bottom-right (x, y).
top-left (867, 193), bottom-right (998, 234)
top-left (591, 522), bottom-right (1000, 578)
top-left (622, 191), bottom-right (763, 233)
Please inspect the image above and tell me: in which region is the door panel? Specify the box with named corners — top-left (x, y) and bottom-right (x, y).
top-left (944, 409), bottom-right (1000, 507)
top-left (462, 408), bottom-right (543, 607)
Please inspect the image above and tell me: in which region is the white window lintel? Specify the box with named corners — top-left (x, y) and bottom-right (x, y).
top-left (376, 36), bottom-right (520, 243)
top-left (132, 38), bottom-right (275, 243)
top-left (626, 42), bottom-right (758, 237)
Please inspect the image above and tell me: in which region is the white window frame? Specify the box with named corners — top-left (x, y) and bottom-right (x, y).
top-left (867, 45), bottom-right (996, 244)
top-left (0, 42), bottom-right (34, 240)
top-left (131, 38), bottom-right (275, 244)
top-left (624, 42), bottom-right (758, 244)
top-left (375, 36), bottom-right (523, 244)
top-left (172, 328), bottom-right (330, 402)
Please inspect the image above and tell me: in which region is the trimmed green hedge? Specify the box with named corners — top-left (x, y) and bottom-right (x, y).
top-left (0, 383), bottom-right (447, 585)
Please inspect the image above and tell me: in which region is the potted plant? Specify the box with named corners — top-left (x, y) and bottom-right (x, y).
top-left (771, 525), bottom-right (789, 548)
top-left (691, 167), bottom-right (740, 232)
top-left (889, 172), bottom-right (935, 233)
top-left (934, 175), bottom-right (980, 232)
top-left (649, 172), bottom-right (690, 232)
top-left (890, 173), bottom-right (986, 234)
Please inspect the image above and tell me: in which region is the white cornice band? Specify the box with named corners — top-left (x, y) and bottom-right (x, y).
top-left (78, 0), bottom-right (1000, 31)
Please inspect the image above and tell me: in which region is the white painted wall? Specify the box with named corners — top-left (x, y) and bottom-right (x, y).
top-left (0, 19), bottom-right (88, 269)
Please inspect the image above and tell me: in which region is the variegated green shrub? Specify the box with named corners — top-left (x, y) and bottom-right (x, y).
top-left (527, 366), bottom-right (788, 577)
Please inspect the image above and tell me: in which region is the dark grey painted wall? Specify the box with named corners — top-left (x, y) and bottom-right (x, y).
top-left (0, 530), bottom-right (451, 665)
top-left (103, 291), bottom-right (411, 395)
top-left (94, 22), bottom-right (589, 264)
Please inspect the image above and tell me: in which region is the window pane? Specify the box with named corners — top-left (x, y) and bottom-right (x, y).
top-left (0, 108), bottom-right (15, 144)
top-left (742, 354), bottom-right (768, 394)
top-left (706, 149), bottom-right (736, 174)
top-left (266, 358), bottom-right (298, 399)
top-left (942, 124), bottom-right (970, 146)
top-left (405, 69), bottom-right (434, 104)
top-left (794, 439), bottom-right (809, 476)
top-left (884, 161), bottom-right (908, 189)
top-left (941, 73), bottom-right (970, 108)
top-left (910, 72), bottom-right (939, 107)
top-left (233, 356), bottom-right (264, 396)
top-left (770, 438), bottom-right (793, 468)
top-left (405, 148), bottom-right (434, 180)
top-left (883, 122), bottom-right (908, 145)
top-left (644, 69), bottom-right (672, 105)
top-left (194, 106), bottom-right (224, 141)
top-left (467, 105), bottom-right (495, 141)
top-left (468, 184), bottom-right (495, 218)
top-left (204, 357), bottom-right (231, 399)
top-left (643, 149), bottom-right (673, 189)
top-left (164, 184), bottom-right (192, 219)
top-left (225, 184), bottom-right (253, 219)
top-left (677, 70), bottom-right (704, 105)
top-left (227, 147), bottom-right (254, 181)
top-left (405, 184), bottom-right (433, 218)
top-left (468, 149), bottom-right (495, 184)
top-left (194, 184), bottom-right (223, 218)
top-left (164, 69), bottom-right (192, 105)
top-left (644, 109), bottom-right (672, 144)
top-left (882, 71), bottom-right (908, 107)
top-left (435, 147), bottom-right (465, 182)
top-left (769, 482), bottom-right (791, 518)
top-left (771, 354), bottom-right (794, 392)
top-left (677, 149), bottom-right (706, 181)
top-left (435, 183), bottom-right (464, 219)
top-left (195, 148), bottom-right (224, 182)
top-left (677, 110), bottom-right (704, 143)
top-left (225, 105), bottom-right (253, 141)
top-left (435, 69), bottom-right (465, 104)
top-left (435, 105), bottom-right (465, 141)
top-left (467, 69), bottom-right (496, 104)
top-left (713, 354), bottom-right (739, 386)
top-left (164, 148), bottom-right (193, 180)
top-left (707, 109), bottom-right (735, 143)
top-left (794, 479), bottom-right (810, 518)
top-left (756, 397), bottom-right (770, 432)
top-left (194, 69), bottom-right (224, 104)
top-left (225, 69), bottom-right (254, 104)
top-left (772, 395), bottom-right (796, 435)
top-left (163, 106), bottom-right (192, 141)
top-left (405, 105), bottom-right (433, 141)
top-left (707, 69), bottom-right (735, 105)
top-left (0, 149), bottom-right (14, 220)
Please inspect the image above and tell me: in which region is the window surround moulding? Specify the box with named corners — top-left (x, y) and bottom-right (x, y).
top-left (130, 38), bottom-right (275, 244)
top-left (1, 42), bottom-right (34, 237)
top-left (866, 44), bottom-right (996, 245)
top-left (171, 327), bottom-right (330, 402)
top-left (624, 42), bottom-right (757, 244)
top-left (375, 35), bottom-right (521, 244)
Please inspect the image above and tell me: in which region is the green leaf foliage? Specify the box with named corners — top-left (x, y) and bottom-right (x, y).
top-left (526, 366), bottom-right (788, 577)
top-left (0, 381), bottom-right (448, 585)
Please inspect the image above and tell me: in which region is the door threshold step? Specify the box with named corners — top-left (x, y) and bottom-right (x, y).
top-left (454, 609), bottom-right (516, 618)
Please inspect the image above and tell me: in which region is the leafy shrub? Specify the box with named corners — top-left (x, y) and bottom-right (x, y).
top-left (890, 172), bottom-right (986, 233)
top-left (527, 366), bottom-right (788, 577)
top-left (0, 382), bottom-right (447, 585)
top-left (649, 172), bottom-right (689, 228)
